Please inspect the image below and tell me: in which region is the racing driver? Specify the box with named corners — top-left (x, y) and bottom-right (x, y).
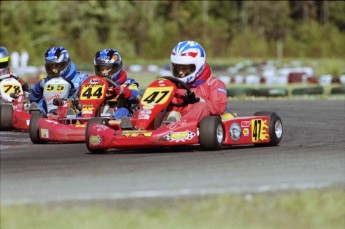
top-left (167, 40), bottom-right (228, 123)
top-left (93, 49), bottom-right (141, 127)
top-left (29, 46), bottom-right (89, 113)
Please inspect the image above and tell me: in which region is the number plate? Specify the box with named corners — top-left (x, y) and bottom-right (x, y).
top-left (80, 85), bottom-right (105, 100)
top-left (141, 87), bottom-right (173, 105)
top-left (1, 83), bottom-right (23, 95)
top-left (251, 119), bottom-right (269, 142)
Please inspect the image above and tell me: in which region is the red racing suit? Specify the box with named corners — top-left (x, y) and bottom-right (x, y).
top-left (171, 63), bottom-right (228, 123)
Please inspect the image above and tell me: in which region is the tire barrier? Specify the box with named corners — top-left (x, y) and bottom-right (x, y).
top-left (226, 88), bottom-right (257, 97)
top-left (291, 86), bottom-right (324, 95)
top-left (330, 87), bottom-right (345, 95)
top-left (255, 88), bottom-right (289, 97)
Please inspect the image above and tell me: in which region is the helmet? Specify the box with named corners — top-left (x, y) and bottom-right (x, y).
top-left (0, 46), bottom-right (10, 75)
top-left (170, 41), bottom-right (206, 84)
top-left (94, 49), bottom-right (122, 81)
top-left (44, 46), bottom-right (71, 77)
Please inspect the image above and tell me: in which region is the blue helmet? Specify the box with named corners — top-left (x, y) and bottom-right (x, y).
top-left (94, 49), bottom-right (122, 81)
top-left (44, 46), bottom-right (71, 77)
top-left (170, 41), bottom-right (206, 84)
top-left (0, 46), bottom-right (10, 75)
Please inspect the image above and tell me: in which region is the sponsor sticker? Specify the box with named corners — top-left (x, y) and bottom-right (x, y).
top-left (89, 78), bottom-right (100, 84)
top-left (46, 94), bottom-right (60, 102)
top-left (241, 121), bottom-right (251, 127)
top-left (122, 130), bottom-right (152, 137)
top-left (143, 104), bottom-right (155, 109)
top-left (229, 122), bottom-right (241, 141)
top-left (89, 135), bottom-right (101, 145)
top-left (243, 128), bottom-right (249, 136)
top-left (140, 109), bottom-right (152, 115)
top-left (164, 130), bottom-right (196, 142)
top-left (41, 129), bottom-right (49, 138)
top-left (138, 114), bottom-right (150, 120)
top-left (82, 105), bottom-right (94, 114)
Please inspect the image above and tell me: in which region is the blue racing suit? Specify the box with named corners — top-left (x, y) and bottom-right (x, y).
top-left (104, 70), bottom-right (141, 119)
top-left (114, 77), bottom-right (142, 119)
top-left (29, 62), bottom-right (89, 113)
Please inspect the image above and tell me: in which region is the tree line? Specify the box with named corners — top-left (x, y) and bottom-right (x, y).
top-left (1, 1), bottom-right (344, 66)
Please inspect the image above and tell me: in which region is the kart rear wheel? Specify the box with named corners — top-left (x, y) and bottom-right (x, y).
top-left (86, 118), bottom-right (109, 154)
top-left (253, 111), bottom-right (283, 146)
top-left (29, 112), bottom-right (46, 144)
top-left (0, 104), bottom-right (13, 130)
top-left (199, 116), bottom-right (223, 151)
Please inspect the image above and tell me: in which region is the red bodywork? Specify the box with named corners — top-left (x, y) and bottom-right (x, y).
top-left (35, 76), bottom-right (110, 142)
top-left (11, 94), bottom-right (32, 131)
top-left (86, 78), bottom-right (272, 151)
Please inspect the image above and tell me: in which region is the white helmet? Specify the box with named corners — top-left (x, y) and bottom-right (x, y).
top-left (170, 41), bottom-right (206, 84)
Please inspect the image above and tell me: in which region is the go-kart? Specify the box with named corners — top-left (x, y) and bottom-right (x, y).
top-left (85, 77), bottom-right (283, 153)
top-left (29, 75), bottom-right (119, 143)
top-left (0, 73), bottom-right (35, 131)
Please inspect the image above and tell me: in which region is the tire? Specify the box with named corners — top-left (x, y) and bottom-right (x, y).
top-left (0, 104), bottom-right (13, 130)
top-left (292, 87), bottom-right (324, 95)
top-left (226, 88), bottom-right (246, 97)
top-left (85, 118), bottom-right (109, 154)
top-left (226, 88), bottom-right (257, 97)
top-left (29, 113), bottom-right (46, 144)
top-left (256, 88), bottom-right (288, 97)
top-left (253, 111), bottom-right (283, 146)
top-left (330, 87), bottom-right (345, 95)
top-left (199, 116), bottom-right (224, 151)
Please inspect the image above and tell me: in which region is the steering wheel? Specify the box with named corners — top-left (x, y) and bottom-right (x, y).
top-left (64, 77), bottom-right (75, 90)
top-left (160, 76), bottom-right (195, 107)
top-left (104, 77), bottom-right (118, 87)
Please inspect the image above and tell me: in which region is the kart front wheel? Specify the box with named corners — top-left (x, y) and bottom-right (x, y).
top-left (85, 118), bottom-right (109, 154)
top-left (253, 111), bottom-right (283, 146)
top-left (29, 113), bottom-right (46, 144)
top-left (0, 104), bottom-right (13, 130)
top-left (199, 116), bottom-right (224, 151)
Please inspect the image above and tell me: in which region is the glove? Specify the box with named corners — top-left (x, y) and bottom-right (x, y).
top-left (114, 86), bottom-right (132, 99)
top-left (71, 99), bottom-right (81, 109)
top-left (187, 92), bottom-right (200, 104)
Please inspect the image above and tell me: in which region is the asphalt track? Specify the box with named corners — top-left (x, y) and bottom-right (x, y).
top-left (1, 100), bottom-right (344, 205)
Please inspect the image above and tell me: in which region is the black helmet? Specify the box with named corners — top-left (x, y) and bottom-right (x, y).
top-left (94, 49), bottom-right (122, 81)
top-left (44, 46), bottom-right (71, 77)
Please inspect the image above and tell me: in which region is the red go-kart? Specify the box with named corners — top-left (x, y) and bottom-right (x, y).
top-left (29, 75), bottom-right (119, 143)
top-left (85, 77), bottom-right (283, 153)
top-left (0, 74), bottom-right (36, 131)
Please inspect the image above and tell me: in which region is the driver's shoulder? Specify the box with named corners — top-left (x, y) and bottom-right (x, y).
top-left (206, 76), bottom-right (226, 88)
top-left (74, 71), bottom-right (89, 80)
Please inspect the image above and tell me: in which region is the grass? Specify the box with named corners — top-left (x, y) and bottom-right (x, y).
top-left (1, 188), bottom-right (344, 229)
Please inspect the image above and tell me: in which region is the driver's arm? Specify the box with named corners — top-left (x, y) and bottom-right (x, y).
top-left (196, 78), bottom-right (228, 116)
top-left (29, 79), bottom-right (44, 103)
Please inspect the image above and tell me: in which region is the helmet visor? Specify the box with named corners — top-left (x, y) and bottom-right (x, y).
top-left (0, 61), bottom-right (9, 69)
top-left (172, 64), bottom-right (196, 78)
top-left (45, 62), bottom-right (68, 77)
top-left (94, 63), bottom-right (121, 78)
